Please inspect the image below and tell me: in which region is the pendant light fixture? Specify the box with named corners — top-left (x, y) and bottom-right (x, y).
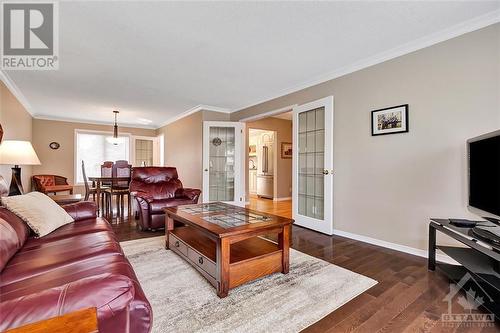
top-left (107, 110), bottom-right (121, 145)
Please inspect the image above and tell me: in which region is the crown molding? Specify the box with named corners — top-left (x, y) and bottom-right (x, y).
top-left (33, 114), bottom-right (157, 130)
top-left (157, 104), bottom-right (231, 128)
top-left (232, 9), bottom-right (500, 113)
top-left (238, 104), bottom-right (297, 122)
top-left (0, 70), bottom-right (36, 116)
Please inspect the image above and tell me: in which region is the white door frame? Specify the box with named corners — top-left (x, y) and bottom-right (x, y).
top-left (292, 96), bottom-right (334, 235)
top-left (203, 121), bottom-right (245, 206)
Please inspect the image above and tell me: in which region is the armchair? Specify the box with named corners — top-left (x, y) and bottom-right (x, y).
top-left (130, 167), bottom-right (201, 230)
top-left (32, 174), bottom-right (73, 195)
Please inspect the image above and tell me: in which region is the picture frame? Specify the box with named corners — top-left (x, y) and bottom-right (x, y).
top-left (371, 104), bottom-right (409, 136)
top-left (281, 142), bottom-right (292, 159)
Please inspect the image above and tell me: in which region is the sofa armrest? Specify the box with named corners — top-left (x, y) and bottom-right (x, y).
top-left (0, 273), bottom-right (152, 333)
top-left (175, 188), bottom-right (201, 201)
top-left (62, 201), bottom-right (97, 221)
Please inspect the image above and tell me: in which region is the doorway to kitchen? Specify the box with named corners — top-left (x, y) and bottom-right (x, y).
top-left (248, 129), bottom-right (276, 200)
top-left (243, 109), bottom-right (293, 219)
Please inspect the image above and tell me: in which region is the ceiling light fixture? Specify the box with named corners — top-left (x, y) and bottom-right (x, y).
top-left (107, 110), bottom-right (122, 145)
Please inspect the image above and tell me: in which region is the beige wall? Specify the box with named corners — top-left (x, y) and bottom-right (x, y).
top-left (157, 110), bottom-right (230, 201)
top-left (231, 24), bottom-right (500, 251)
top-left (32, 119), bottom-right (156, 194)
top-left (246, 117), bottom-right (292, 199)
top-left (0, 81), bottom-right (33, 191)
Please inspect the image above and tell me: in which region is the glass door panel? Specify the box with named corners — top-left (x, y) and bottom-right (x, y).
top-left (297, 107), bottom-right (325, 220)
top-left (203, 122), bottom-right (243, 205)
top-left (293, 96), bottom-right (334, 235)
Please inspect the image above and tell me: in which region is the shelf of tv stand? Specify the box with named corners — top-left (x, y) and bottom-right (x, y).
top-left (435, 262), bottom-right (500, 318)
top-left (437, 246), bottom-right (500, 292)
top-left (429, 218), bottom-right (500, 319)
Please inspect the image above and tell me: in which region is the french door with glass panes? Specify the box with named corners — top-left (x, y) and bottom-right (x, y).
top-left (203, 121), bottom-right (243, 205)
top-left (293, 96), bottom-right (334, 235)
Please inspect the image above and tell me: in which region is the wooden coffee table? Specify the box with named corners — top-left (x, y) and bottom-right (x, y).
top-left (164, 202), bottom-right (294, 298)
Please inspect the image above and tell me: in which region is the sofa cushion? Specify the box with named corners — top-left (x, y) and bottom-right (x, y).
top-left (62, 201), bottom-right (97, 222)
top-left (0, 231), bottom-right (123, 287)
top-left (23, 217), bottom-right (112, 247)
top-left (0, 208), bottom-right (30, 243)
top-left (0, 273), bottom-right (151, 333)
top-left (0, 209), bottom-right (29, 272)
top-left (0, 218), bottom-right (20, 272)
top-left (1, 192), bottom-right (74, 237)
top-left (0, 254), bottom-right (135, 300)
top-left (34, 175), bottom-right (55, 187)
top-left (43, 185), bottom-right (73, 193)
top-left (130, 166), bottom-right (183, 200)
top-left (149, 197), bottom-right (197, 214)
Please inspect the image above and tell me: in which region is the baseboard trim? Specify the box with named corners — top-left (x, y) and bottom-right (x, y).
top-left (273, 197), bottom-right (292, 201)
top-left (333, 229), bottom-right (459, 265)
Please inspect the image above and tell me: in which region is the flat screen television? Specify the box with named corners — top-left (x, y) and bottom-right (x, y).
top-left (467, 130), bottom-right (500, 220)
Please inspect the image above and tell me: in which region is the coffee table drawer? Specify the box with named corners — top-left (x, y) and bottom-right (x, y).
top-left (187, 248), bottom-right (216, 278)
top-left (169, 234), bottom-right (188, 256)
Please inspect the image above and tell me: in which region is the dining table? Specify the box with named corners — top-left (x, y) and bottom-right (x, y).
top-left (88, 176), bottom-right (131, 218)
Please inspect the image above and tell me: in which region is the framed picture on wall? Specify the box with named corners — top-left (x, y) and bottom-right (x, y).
top-left (371, 104), bottom-right (409, 136)
top-left (281, 142), bottom-right (292, 159)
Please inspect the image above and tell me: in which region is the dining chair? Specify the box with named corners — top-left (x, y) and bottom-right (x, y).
top-left (82, 160), bottom-right (110, 215)
top-left (104, 160), bottom-right (132, 219)
top-left (100, 161), bottom-right (114, 187)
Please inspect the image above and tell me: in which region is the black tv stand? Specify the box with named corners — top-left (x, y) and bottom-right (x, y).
top-left (484, 217), bottom-right (500, 224)
top-left (429, 218), bottom-right (500, 320)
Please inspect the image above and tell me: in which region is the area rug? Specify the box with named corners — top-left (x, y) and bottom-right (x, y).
top-left (121, 236), bottom-right (377, 333)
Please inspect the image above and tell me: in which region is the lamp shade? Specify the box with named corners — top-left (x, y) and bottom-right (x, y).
top-left (0, 140), bottom-right (41, 165)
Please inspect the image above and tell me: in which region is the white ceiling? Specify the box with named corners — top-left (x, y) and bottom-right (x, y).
top-left (3, 1), bottom-right (499, 128)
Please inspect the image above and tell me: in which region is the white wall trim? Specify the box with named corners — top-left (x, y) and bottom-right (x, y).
top-left (158, 104), bottom-right (231, 128)
top-left (239, 104), bottom-right (297, 122)
top-left (0, 70), bottom-right (35, 116)
top-left (333, 229), bottom-right (459, 265)
top-left (34, 114), bottom-right (157, 129)
top-left (232, 9), bottom-right (500, 114)
top-left (273, 196), bottom-right (292, 201)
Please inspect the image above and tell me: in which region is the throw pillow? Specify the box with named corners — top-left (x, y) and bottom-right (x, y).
top-left (1, 192), bottom-right (74, 237)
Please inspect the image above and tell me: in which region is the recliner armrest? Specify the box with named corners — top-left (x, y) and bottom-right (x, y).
top-left (62, 201), bottom-right (97, 221)
top-left (175, 188), bottom-right (201, 201)
top-left (131, 191), bottom-right (154, 203)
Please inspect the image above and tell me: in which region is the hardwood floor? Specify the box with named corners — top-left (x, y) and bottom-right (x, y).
top-left (110, 197), bottom-right (499, 332)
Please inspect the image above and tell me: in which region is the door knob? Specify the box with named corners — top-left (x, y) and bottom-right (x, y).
top-left (204, 169), bottom-right (208, 172)
top-left (322, 170), bottom-right (329, 175)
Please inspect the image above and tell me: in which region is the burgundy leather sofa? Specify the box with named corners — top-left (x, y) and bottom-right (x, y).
top-left (0, 201), bottom-right (152, 332)
top-left (130, 167), bottom-right (201, 230)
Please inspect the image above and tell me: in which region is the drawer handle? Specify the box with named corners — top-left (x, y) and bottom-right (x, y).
top-left (175, 241), bottom-right (179, 248)
top-left (198, 257), bottom-right (204, 265)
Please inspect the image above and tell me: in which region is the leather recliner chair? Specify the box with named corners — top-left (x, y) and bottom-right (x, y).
top-left (130, 167), bottom-right (201, 230)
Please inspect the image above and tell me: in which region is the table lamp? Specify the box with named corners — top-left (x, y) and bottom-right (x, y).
top-left (0, 140), bottom-right (41, 196)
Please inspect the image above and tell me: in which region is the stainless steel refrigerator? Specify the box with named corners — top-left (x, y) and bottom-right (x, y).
top-left (257, 145), bottom-right (274, 199)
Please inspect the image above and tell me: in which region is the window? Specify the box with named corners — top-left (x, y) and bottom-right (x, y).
top-left (75, 130), bottom-right (130, 183)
